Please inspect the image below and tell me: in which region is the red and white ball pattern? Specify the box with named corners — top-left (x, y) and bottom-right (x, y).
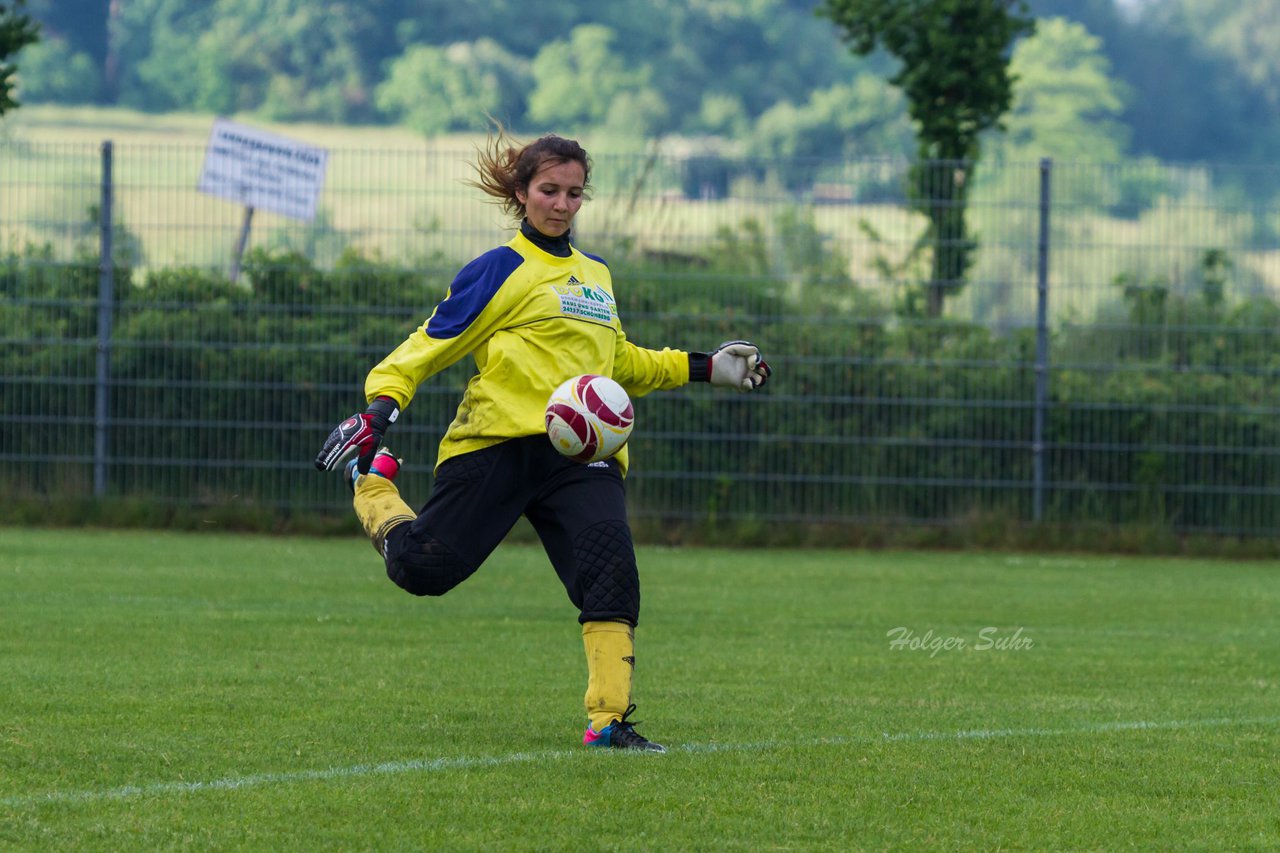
top-left (544, 374), bottom-right (635, 464)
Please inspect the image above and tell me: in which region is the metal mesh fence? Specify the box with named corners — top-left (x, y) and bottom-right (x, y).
top-left (3, 139), bottom-right (1279, 535)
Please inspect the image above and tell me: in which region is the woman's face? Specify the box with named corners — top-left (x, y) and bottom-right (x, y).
top-left (517, 158), bottom-right (586, 238)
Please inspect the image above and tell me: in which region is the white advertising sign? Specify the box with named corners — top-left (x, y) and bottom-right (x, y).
top-left (197, 119), bottom-right (329, 221)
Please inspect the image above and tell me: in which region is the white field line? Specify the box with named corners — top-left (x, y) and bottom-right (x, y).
top-left (5, 714), bottom-right (1278, 809)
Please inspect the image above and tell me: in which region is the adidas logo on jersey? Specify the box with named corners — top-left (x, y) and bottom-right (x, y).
top-left (552, 275), bottom-right (617, 323)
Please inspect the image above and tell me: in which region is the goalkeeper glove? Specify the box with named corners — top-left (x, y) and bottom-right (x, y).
top-left (690, 340), bottom-right (772, 391)
top-left (314, 396), bottom-right (400, 474)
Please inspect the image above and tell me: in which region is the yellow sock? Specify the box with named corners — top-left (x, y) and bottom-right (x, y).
top-left (352, 473), bottom-right (416, 556)
top-left (583, 621), bottom-right (635, 733)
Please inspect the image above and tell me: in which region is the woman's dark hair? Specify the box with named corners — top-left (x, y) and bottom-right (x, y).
top-left (470, 124), bottom-right (592, 220)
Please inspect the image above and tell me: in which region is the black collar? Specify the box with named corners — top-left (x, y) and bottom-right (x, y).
top-left (521, 219), bottom-right (573, 258)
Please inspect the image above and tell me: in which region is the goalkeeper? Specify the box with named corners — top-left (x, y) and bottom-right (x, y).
top-left (316, 129), bottom-right (771, 753)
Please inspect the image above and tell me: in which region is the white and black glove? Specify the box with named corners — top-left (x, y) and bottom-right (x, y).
top-left (690, 340), bottom-right (772, 391)
top-left (314, 396), bottom-right (400, 474)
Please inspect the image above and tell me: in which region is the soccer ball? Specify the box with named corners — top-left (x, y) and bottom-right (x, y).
top-left (545, 374), bottom-right (634, 464)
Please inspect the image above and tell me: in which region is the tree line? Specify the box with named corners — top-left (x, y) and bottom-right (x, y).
top-left (12, 0), bottom-right (1280, 170)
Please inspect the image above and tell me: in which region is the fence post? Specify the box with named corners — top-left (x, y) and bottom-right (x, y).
top-left (1033, 158), bottom-right (1052, 523)
top-left (94, 141), bottom-right (114, 498)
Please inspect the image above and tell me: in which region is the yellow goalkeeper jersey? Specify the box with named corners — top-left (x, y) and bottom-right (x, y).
top-left (365, 229), bottom-right (690, 473)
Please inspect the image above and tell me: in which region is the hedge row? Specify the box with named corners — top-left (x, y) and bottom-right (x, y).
top-left (4, 238), bottom-right (1278, 535)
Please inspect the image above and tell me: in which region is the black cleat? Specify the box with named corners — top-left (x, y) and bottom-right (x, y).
top-left (583, 704), bottom-right (667, 753)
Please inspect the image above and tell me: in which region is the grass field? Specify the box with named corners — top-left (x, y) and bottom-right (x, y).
top-left (2, 527), bottom-right (1278, 849)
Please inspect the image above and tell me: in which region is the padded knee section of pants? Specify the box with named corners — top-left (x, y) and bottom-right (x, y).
top-left (574, 520), bottom-right (640, 624)
top-left (385, 529), bottom-right (476, 597)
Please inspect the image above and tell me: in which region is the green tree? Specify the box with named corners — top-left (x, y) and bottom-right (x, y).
top-left (527, 24), bottom-right (666, 135)
top-left (1, 0), bottom-right (40, 115)
top-left (205, 1), bottom-right (381, 121)
top-left (697, 93), bottom-right (750, 137)
top-left (995, 17), bottom-right (1128, 161)
top-left (660, 0), bottom-right (874, 134)
top-left (1028, 0), bottom-right (1275, 166)
top-left (117, 0), bottom-right (383, 121)
top-left (1158, 0), bottom-right (1280, 115)
top-left (112, 0), bottom-right (215, 110)
top-left (751, 75), bottom-right (912, 190)
top-left (1152, 0), bottom-right (1280, 165)
top-left (389, 0), bottom-right (565, 58)
top-left (25, 0), bottom-right (105, 66)
top-left (24, 0), bottom-right (105, 99)
top-left (13, 34), bottom-right (101, 103)
top-left (819, 0), bottom-right (1034, 316)
top-left (376, 39), bottom-right (529, 136)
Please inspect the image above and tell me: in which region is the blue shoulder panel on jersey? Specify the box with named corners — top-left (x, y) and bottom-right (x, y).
top-left (426, 246), bottom-right (524, 339)
top-left (581, 251), bottom-right (608, 267)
